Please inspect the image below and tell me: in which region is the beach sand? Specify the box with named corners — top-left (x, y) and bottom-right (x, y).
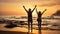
top-left (0, 30), bottom-right (60, 34)
top-left (0, 24), bottom-right (60, 34)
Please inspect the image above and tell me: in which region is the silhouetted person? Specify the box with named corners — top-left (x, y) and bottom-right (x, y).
top-left (36, 8), bottom-right (47, 34)
top-left (23, 5), bottom-right (36, 33)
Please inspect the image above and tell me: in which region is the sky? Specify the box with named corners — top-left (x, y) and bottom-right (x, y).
top-left (0, 0), bottom-right (60, 16)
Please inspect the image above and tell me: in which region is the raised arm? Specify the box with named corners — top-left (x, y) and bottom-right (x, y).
top-left (23, 6), bottom-right (28, 12)
top-left (42, 9), bottom-right (47, 15)
top-left (36, 8), bottom-right (38, 14)
top-left (32, 5), bottom-right (37, 12)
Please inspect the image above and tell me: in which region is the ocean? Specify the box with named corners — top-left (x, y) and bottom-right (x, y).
top-left (0, 16), bottom-right (60, 34)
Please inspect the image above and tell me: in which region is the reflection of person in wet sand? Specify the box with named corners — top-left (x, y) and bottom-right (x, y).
top-left (23, 5), bottom-right (36, 33)
top-left (36, 8), bottom-right (47, 34)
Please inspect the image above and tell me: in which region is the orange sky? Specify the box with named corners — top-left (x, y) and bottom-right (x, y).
top-left (0, 0), bottom-right (60, 16)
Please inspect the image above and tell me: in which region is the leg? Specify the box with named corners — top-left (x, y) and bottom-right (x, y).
top-left (31, 21), bottom-right (33, 33)
top-left (39, 22), bottom-right (41, 30)
top-left (28, 21), bottom-right (30, 33)
top-left (38, 22), bottom-right (41, 34)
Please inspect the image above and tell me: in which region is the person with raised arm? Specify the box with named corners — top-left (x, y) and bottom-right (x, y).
top-left (23, 5), bottom-right (36, 33)
top-left (36, 8), bottom-right (47, 34)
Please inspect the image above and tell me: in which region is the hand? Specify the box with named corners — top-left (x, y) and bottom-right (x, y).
top-left (35, 5), bottom-right (37, 7)
top-left (45, 9), bottom-right (47, 11)
top-left (23, 5), bottom-right (25, 7)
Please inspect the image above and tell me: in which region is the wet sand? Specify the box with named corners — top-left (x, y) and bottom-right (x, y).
top-left (0, 31), bottom-right (28, 34)
top-left (0, 24), bottom-right (60, 34)
top-left (0, 30), bottom-right (60, 34)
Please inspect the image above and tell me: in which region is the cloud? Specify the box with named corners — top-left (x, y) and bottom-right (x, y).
top-left (0, 0), bottom-right (18, 3)
top-left (0, 0), bottom-right (60, 6)
top-left (39, 3), bottom-right (60, 6)
top-left (37, 0), bottom-right (60, 6)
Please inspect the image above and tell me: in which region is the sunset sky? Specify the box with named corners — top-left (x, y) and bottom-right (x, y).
top-left (0, 0), bottom-right (60, 16)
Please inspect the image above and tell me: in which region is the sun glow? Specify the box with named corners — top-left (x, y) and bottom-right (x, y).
top-left (0, 0), bottom-right (60, 16)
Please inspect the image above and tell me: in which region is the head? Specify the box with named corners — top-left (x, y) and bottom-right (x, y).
top-left (39, 11), bottom-right (41, 14)
top-left (28, 8), bottom-right (31, 11)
